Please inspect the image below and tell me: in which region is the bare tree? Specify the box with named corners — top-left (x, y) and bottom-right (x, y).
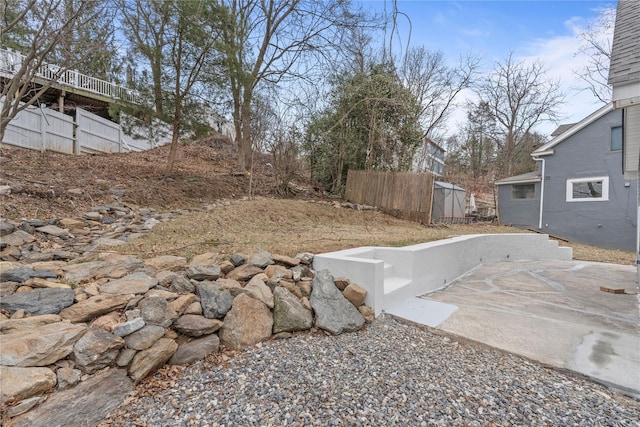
top-left (120, 0), bottom-right (225, 173)
top-left (477, 53), bottom-right (564, 177)
top-left (217, 0), bottom-right (361, 172)
top-left (0, 0), bottom-right (106, 144)
top-left (400, 47), bottom-right (479, 140)
top-left (573, 7), bottom-right (615, 103)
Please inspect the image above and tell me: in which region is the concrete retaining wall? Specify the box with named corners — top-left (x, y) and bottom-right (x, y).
top-left (313, 233), bottom-right (573, 316)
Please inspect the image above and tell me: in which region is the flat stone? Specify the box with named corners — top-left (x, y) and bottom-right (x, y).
top-left (0, 366), bottom-right (56, 405)
top-left (112, 317), bottom-right (146, 337)
top-left (93, 254), bottom-right (145, 279)
top-left (58, 218), bottom-right (86, 229)
top-left (124, 325), bottom-right (166, 350)
top-left (36, 224), bottom-right (69, 237)
top-left (11, 368), bottom-right (133, 427)
top-left (60, 294), bottom-right (131, 323)
top-left (173, 314), bottom-right (223, 337)
top-left (169, 335), bottom-right (220, 365)
top-left (169, 275), bottom-right (195, 293)
top-left (186, 264), bottom-right (221, 281)
top-left (116, 348), bottom-right (137, 367)
top-left (56, 367), bottom-right (82, 390)
top-left (0, 230), bottom-right (36, 246)
top-left (90, 311), bottom-right (121, 331)
top-left (1, 322), bottom-right (87, 367)
top-left (145, 255), bottom-right (187, 271)
top-left (0, 267), bottom-right (57, 283)
top-left (0, 287), bottom-right (75, 315)
top-left (188, 252), bottom-right (221, 267)
top-left (100, 272), bottom-right (158, 295)
top-left (226, 264), bottom-right (264, 281)
top-left (82, 211), bottom-right (102, 221)
top-left (272, 253), bottom-right (301, 267)
top-left (61, 261), bottom-right (109, 283)
top-left (265, 264), bottom-right (288, 280)
top-left (0, 314), bottom-right (61, 334)
top-left (128, 338), bottom-right (178, 383)
top-left (6, 396), bottom-right (43, 418)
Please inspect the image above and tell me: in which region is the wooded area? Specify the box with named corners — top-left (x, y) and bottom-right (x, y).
top-left (0, 0), bottom-right (614, 196)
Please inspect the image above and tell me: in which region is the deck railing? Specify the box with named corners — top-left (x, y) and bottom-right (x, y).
top-left (0, 48), bottom-right (139, 104)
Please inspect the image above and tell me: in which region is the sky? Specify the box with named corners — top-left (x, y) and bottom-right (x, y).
top-left (360, 0), bottom-right (617, 138)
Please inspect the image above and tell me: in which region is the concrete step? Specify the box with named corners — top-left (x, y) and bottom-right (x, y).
top-left (384, 276), bottom-right (412, 294)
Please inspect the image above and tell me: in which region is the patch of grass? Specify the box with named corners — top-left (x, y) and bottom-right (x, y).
top-left (115, 198), bottom-right (633, 265)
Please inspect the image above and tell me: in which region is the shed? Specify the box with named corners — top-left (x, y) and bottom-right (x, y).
top-left (431, 181), bottom-right (467, 223)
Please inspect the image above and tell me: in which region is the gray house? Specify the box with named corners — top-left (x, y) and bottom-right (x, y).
top-left (496, 104), bottom-right (637, 251)
top-left (608, 0), bottom-right (640, 267)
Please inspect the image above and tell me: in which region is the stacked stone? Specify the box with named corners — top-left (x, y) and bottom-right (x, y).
top-left (0, 230), bottom-right (373, 423)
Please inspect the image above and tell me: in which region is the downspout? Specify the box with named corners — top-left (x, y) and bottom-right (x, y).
top-left (533, 156), bottom-right (545, 230)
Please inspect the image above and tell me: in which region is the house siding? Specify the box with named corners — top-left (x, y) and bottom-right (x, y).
top-left (497, 182), bottom-right (540, 228)
top-left (542, 109), bottom-right (636, 251)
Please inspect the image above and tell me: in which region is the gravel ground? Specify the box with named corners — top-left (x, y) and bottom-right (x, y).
top-left (102, 317), bottom-right (640, 426)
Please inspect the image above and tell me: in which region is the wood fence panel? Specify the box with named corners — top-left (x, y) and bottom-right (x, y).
top-left (345, 170), bottom-right (435, 224)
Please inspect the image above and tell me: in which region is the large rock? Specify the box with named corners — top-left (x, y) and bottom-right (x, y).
top-left (0, 221), bottom-right (16, 236)
top-left (272, 253), bottom-right (300, 267)
top-left (129, 338), bottom-right (178, 383)
top-left (99, 272), bottom-right (158, 295)
top-left (173, 314), bottom-right (223, 337)
top-left (0, 314), bottom-right (61, 334)
top-left (0, 287), bottom-right (75, 315)
top-left (273, 287), bottom-right (313, 334)
top-left (139, 295), bottom-right (178, 327)
top-left (186, 264), bottom-right (221, 281)
top-left (11, 368), bottom-right (133, 427)
top-left (0, 366), bottom-right (56, 404)
top-left (248, 249), bottom-right (274, 268)
top-left (245, 276), bottom-right (274, 308)
top-left (219, 294), bottom-right (273, 350)
top-left (226, 264), bottom-right (264, 281)
top-left (310, 269), bottom-right (364, 335)
top-left (73, 328), bottom-right (124, 374)
top-left (145, 255), bottom-right (187, 271)
top-left (60, 294), bottom-right (131, 323)
top-left (196, 282), bottom-right (233, 319)
top-left (1, 322), bottom-right (87, 366)
top-left (124, 325), bottom-right (166, 350)
top-left (169, 335), bottom-right (220, 365)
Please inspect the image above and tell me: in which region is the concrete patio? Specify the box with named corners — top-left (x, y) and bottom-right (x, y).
top-left (385, 259), bottom-right (640, 398)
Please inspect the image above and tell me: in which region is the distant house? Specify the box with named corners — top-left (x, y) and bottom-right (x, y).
top-left (417, 138), bottom-right (445, 176)
top-left (496, 104), bottom-right (637, 251)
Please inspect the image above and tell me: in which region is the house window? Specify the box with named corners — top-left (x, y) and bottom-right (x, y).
top-left (512, 184), bottom-right (535, 199)
top-left (611, 126), bottom-right (622, 151)
top-left (566, 176), bottom-right (609, 202)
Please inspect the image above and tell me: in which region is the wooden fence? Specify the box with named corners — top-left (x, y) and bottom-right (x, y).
top-left (345, 170), bottom-right (435, 224)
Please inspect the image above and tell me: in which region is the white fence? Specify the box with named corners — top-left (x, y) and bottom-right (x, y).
top-left (1, 98), bottom-right (169, 154)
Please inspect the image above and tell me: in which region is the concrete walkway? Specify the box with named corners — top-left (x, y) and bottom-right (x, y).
top-left (385, 259), bottom-right (640, 398)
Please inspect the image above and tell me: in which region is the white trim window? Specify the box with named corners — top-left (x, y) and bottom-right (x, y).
top-left (566, 176), bottom-right (609, 202)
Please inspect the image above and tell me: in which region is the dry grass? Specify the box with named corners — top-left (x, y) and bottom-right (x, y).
top-left (116, 198), bottom-right (635, 266)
